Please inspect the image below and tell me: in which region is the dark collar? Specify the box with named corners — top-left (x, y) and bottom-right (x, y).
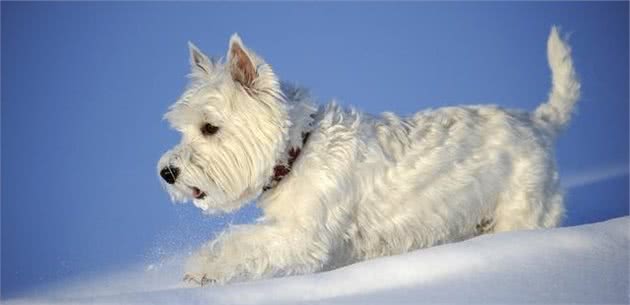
top-left (262, 132), bottom-right (311, 192)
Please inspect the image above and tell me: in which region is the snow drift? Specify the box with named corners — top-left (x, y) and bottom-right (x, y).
top-left (5, 216), bottom-right (629, 305)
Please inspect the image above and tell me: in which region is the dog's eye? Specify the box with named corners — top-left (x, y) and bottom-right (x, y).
top-left (201, 123), bottom-right (219, 136)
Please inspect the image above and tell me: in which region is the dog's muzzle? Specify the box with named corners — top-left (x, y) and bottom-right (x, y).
top-left (160, 166), bottom-right (180, 184)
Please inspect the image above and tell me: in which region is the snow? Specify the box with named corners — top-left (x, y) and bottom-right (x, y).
top-left (5, 216), bottom-right (629, 305)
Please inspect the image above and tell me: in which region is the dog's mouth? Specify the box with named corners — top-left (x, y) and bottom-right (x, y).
top-left (190, 186), bottom-right (207, 200)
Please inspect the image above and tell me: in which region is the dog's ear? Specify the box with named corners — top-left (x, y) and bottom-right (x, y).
top-left (227, 34), bottom-right (256, 88)
top-left (188, 41), bottom-right (213, 75)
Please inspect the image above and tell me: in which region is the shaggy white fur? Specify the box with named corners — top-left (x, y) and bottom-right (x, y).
top-left (157, 27), bottom-right (580, 285)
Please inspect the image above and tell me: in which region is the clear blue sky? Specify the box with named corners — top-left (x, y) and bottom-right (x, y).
top-left (2, 2), bottom-right (628, 298)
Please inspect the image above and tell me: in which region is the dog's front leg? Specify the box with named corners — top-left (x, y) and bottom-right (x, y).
top-left (183, 222), bottom-right (331, 285)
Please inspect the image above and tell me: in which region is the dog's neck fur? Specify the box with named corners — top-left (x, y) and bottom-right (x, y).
top-left (262, 83), bottom-right (318, 191)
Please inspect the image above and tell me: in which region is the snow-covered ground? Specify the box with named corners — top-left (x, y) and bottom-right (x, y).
top-left (6, 216), bottom-right (628, 305)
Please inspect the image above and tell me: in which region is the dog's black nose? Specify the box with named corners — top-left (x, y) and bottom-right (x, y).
top-left (160, 166), bottom-right (180, 184)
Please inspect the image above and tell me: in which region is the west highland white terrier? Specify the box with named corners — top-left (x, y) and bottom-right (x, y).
top-left (158, 27), bottom-right (580, 285)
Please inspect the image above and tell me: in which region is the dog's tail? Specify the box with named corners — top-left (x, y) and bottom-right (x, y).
top-left (534, 26), bottom-right (581, 137)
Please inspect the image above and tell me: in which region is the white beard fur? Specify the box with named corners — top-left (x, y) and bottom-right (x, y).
top-left (158, 27), bottom-right (580, 285)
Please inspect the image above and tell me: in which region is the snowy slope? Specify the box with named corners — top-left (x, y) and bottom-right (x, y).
top-left (6, 216), bottom-right (629, 305)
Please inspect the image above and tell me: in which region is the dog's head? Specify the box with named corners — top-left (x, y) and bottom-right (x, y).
top-left (158, 34), bottom-right (289, 213)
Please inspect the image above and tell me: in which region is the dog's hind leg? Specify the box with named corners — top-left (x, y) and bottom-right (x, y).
top-left (493, 190), bottom-right (564, 233)
top-left (492, 159), bottom-right (565, 233)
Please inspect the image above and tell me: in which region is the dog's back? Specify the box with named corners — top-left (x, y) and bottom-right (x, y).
top-left (334, 26), bottom-right (579, 263)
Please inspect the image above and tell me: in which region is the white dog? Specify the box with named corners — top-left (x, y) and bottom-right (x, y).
top-left (158, 27), bottom-right (579, 285)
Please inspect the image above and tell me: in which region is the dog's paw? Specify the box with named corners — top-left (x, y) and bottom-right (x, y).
top-left (183, 272), bottom-right (216, 286)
